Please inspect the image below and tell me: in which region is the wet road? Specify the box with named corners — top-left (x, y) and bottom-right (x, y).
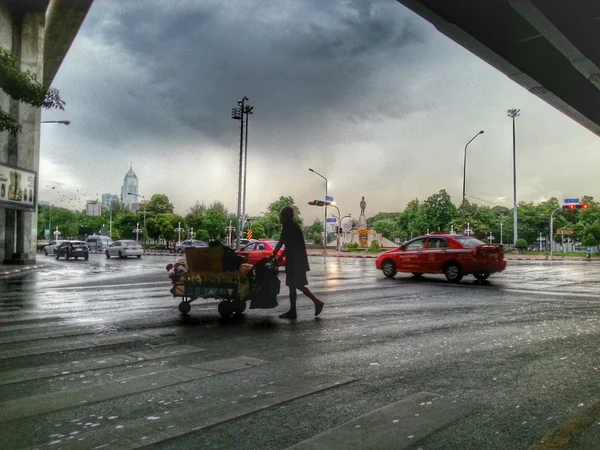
top-left (1, 254), bottom-right (599, 449)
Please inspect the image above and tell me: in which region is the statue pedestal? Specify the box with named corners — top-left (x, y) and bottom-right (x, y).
top-left (346, 215), bottom-right (382, 249)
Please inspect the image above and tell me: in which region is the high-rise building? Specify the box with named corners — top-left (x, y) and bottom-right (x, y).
top-left (101, 193), bottom-right (120, 206)
top-left (121, 166), bottom-right (138, 209)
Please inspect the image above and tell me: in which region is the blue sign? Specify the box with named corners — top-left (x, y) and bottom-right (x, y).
top-left (564, 198), bottom-right (580, 204)
top-left (326, 218), bottom-right (337, 223)
top-left (326, 196), bottom-right (333, 202)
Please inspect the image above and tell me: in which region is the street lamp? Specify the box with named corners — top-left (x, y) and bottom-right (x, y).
top-left (231, 96), bottom-right (249, 250)
top-left (41, 120), bottom-right (70, 125)
top-left (241, 103), bottom-right (254, 236)
top-left (507, 108), bottom-right (520, 244)
top-left (101, 202), bottom-right (113, 238)
top-left (462, 130), bottom-right (484, 208)
top-left (175, 222), bottom-right (185, 244)
top-left (309, 168), bottom-right (328, 254)
top-left (133, 222), bottom-right (142, 242)
top-left (549, 206), bottom-right (562, 260)
top-left (329, 203), bottom-right (343, 252)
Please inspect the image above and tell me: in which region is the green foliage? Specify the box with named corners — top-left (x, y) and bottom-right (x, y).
top-left (373, 218), bottom-right (397, 239)
top-left (346, 242), bottom-right (359, 250)
top-left (195, 229), bottom-right (210, 241)
top-left (144, 194), bottom-right (174, 217)
top-left (0, 48), bottom-right (65, 134)
top-left (515, 239), bottom-right (528, 250)
top-left (303, 220), bottom-right (323, 243)
top-left (368, 240), bottom-right (380, 252)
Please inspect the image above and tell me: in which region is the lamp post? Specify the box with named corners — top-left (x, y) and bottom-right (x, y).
top-left (101, 202), bottom-right (113, 238)
top-left (128, 192), bottom-right (147, 244)
top-left (133, 223), bottom-right (142, 242)
top-left (231, 96), bottom-right (249, 250)
top-left (549, 206), bottom-right (562, 260)
top-left (175, 222), bottom-right (184, 245)
top-left (462, 130), bottom-right (484, 208)
top-left (329, 203), bottom-right (342, 252)
top-left (500, 221), bottom-right (504, 246)
top-left (189, 227), bottom-right (195, 240)
top-left (241, 103), bottom-right (254, 234)
top-left (309, 168), bottom-right (328, 254)
top-left (507, 108), bottom-right (520, 244)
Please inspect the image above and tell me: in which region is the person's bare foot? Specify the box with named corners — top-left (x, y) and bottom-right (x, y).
top-left (314, 300), bottom-right (324, 317)
top-left (279, 311), bottom-right (297, 319)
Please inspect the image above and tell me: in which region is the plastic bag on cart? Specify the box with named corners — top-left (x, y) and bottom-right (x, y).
top-left (249, 258), bottom-right (280, 309)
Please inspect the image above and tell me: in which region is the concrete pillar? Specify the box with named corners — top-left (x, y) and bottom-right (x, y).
top-left (0, 5), bottom-right (44, 264)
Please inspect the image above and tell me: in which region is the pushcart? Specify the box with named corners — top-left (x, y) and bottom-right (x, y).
top-left (168, 245), bottom-right (280, 317)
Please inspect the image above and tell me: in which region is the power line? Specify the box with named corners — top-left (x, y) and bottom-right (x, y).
top-left (465, 195), bottom-right (507, 209)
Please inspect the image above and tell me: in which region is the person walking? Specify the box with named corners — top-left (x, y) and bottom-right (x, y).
top-left (586, 246), bottom-right (592, 261)
top-left (271, 206), bottom-right (324, 319)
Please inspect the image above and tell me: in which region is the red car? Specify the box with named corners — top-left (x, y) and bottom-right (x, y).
top-left (236, 240), bottom-right (286, 266)
top-left (376, 233), bottom-right (506, 282)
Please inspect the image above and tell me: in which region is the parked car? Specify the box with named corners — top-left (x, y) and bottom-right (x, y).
top-left (375, 233), bottom-right (506, 282)
top-left (55, 241), bottom-right (89, 260)
top-left (175, 240), bottom-right (208, 254)
top-left (86, 235), bottom-right (113, 252)
top-left (236, 239), bottom-right (285, 266)
top-left (105, 240), bottom-right (143, 259)
top-left (43, 239), bottom-right (66, 256)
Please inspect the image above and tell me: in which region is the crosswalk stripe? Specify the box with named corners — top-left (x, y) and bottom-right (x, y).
top-left (0, 344), bottom-right (207, 385)
top-left (30, 373), bottom-right (356, 450)
top-left (285, 392), bottom-right (473, 449)
top-left (0, 333), bottom-right (152, 360)
top-left (2, 328), bottom-right (96, 344)
top-left (0, 356), bottom-right (269, 423)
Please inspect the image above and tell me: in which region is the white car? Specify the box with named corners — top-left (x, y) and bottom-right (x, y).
top-left (105, 240), bottom-right (143, 259)
top-left (43, 240), bottom-right (66, 256)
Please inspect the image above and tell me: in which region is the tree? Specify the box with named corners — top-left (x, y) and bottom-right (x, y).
top-left (303, 220), bottom-right (323, 243)
top-left (187, 201), bottom-right (207, 216)
top-left (373, 218), bottom-right (397, 239)
top-left (195, 229), bottom-right (210, 241)
top-left (0, 48), bottom-right (65, 135)
top-left (421, 189), bottom-right (457, 232)
top-left (198, 209), bottom-right (228, 240)
top-left (208, 200), bottom-right (227, 214)
top-left (515, 239), bottom-right (528, 253)
top-left (144, 194), bottom-right (174, 217)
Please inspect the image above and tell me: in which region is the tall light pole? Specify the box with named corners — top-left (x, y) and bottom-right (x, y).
top-left (549, 206), bottom-right (562, 260)
top-left (507, 108), bottom-right (520, 244)
top-left (241, 103), bottom-right (254, 234)
top-left (309, 168), bottom-right (328, 254)
top-left (101, 202), bottom-right (113, 238)
top-left (462, 130), bottom-right (484, 207)
top-left (231, 96), bottom-right (248, 250)
top-left (329, 203), bottom-right (342, 252)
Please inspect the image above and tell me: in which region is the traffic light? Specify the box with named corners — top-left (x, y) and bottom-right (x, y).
top-left (562, 203), bottom-right (589, 210)
top-left (308, 200), bottom-right (331, 207)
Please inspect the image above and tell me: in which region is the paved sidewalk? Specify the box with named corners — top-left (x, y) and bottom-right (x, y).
top-left (0, 263), bottom-right (48, 279)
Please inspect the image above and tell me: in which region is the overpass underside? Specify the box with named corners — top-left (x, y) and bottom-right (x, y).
top-left (398, 0), bottom-right (600, 137)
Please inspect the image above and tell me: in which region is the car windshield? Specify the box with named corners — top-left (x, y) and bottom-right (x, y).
top-left (123, 241), bottom-right (138, 246)
top-left (454, 237), bottom-right (485, 247)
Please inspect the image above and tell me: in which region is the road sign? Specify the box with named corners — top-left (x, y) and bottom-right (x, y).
top-left (326, 218), bottom-right (337, 223)
top-left (563, 198), bottom-right (580, 204)
top-left (555, 230), bottom-right (573, 235)
top-left (326, 196), bottom-right (333, 202)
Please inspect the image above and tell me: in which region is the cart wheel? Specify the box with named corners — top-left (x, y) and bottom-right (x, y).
top-left (178, 301), bottom-right (191, 315)
top-left (218, 301), bottom-right (234, 318)
top-left (233, 301), bottom-right (247, 315)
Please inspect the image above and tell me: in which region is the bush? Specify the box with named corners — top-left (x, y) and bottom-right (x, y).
top-left (369, 240), bottom-right (380, 251)
top-left (515, 239), bottom-right (528, 253)
top-left (346, 242), bottom-right (359, 250)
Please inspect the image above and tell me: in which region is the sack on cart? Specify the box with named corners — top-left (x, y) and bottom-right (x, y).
top-left (248, 258), bottom-right (280, 309)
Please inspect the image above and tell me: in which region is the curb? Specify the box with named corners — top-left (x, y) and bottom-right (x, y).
top-left (0, 264), bottom-right (48, 279)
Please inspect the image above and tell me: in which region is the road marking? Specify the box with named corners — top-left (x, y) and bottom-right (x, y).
top-left (50, 281), bottom-right (169, 290)
top-left (189, 356), bottom-right (268, 373)
top-left (529, 398), bottom-right (600, 450)
top-left (0, 356), bottom-right (268, 423)
top-left (0, 333), bottom-right (152, 360)
top-left (1, 328), bottom-right (96, 344)
top-left (32, 373), bottom-right (356, 449)
top-left (286, 392), bottom-right (473, 449)
top-left (0, 344), bottom-right (207, 385)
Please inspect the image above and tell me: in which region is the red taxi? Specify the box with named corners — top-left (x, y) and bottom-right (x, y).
top-left (376, 233), bottom-right (506, 282)
top-left (236, 239), bottom-right (285, 266)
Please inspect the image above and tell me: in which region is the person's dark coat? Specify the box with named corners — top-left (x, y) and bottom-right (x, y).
top-left (279, 221), bottom-right (310, 287)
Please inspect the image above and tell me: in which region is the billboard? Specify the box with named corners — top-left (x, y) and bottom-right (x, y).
top-left (0, 162), bottom-right (37, 211)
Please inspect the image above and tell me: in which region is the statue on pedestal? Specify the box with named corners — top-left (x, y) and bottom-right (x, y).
top-left (360, 196), bottom-right (366, 216)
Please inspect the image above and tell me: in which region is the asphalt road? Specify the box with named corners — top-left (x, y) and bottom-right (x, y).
top-left (1, 253), bottom-right (599, 450)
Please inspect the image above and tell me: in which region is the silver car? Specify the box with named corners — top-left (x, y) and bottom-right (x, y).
top-left (43, 240), bottom-right (66, 256)
top-left (105, 240), bottom-right (143, 259)
top-left (175, 239), bottom-right (208, 254)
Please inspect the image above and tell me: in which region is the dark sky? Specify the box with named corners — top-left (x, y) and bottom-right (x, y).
top-left (41, 0), bottom-right (599, 221)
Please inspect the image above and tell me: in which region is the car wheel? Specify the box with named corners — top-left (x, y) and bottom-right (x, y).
top-left (55, 252), bottom-right (59, 260)
top-left (412, 272), bottom-right (424, 278)
top-left (105, 251), bottom-right (110, 259)
top-left (178, 301), bottom-right (191, 315)
top-left (381, 260), bottom-right (397, 278)
top-left (444, 262), bottom-right (463, 282)
top-left (137, 255), bottom-right (141, 259)
top-left (474, 272), bottom-right (490, 281)
top-left (75, 257), bottom-right (78, 260)
top-left (44, 249), bottom-right (48, 256)
top-left (118, 251), bottom-right (123, 259)
top-left (233, 301), bottom-right (247, 315)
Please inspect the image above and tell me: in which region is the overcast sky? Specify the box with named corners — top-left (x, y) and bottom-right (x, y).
top-left (40, 0), bottom-right (599, 222)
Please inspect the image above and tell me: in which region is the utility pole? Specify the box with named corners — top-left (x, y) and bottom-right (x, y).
top-left (241, 103), bottom-right (254, 233)
top-left (232, 96), bottom-right (248, 250)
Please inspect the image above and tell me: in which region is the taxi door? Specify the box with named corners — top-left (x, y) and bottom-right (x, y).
top-left (422, 237), bottom-right (450, 272)
top-left (397, 238), bottom-right (427, 271)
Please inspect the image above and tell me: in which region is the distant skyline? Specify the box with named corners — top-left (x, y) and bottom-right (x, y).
top-left (40, 0), bottom-right (599, 222)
